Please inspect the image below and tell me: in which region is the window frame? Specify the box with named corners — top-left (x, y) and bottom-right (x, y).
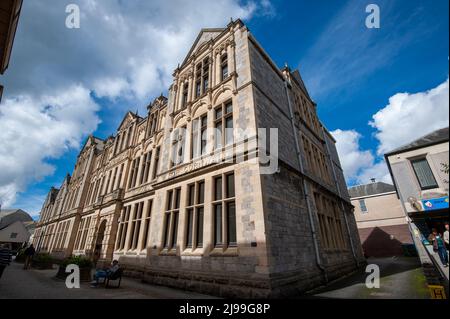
top-left (410, 157), bottom-right (439, 190)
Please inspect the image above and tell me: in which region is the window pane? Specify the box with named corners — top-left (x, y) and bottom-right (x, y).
top-left (174, 189), bottom-right (181, 209)
top-left (171, 212), bottom-right (179, 249)
top-left (201, 115), bottom-right (207, 127)
top-left (215, 123), bottom-right (223, 149)
top-left (359, 199), bottom-right (368, 212)
top-left (225, 117), bottom-right (233, 145)
top-left (214, 177), bottom-right (222, 200)
top-left (227, 202), bottom-right (237, 246)
top-left (201, 128), bottom-right (207, 155)
top-left (163, 213), bottom-right (170, 248)
top-left (214, 204), bottom-right (222, 246)
top-left (198, 181), bottom-right (205, 204)
top-left (226, 103), bottom-right (233, 114)
top-left (167, 191), bottom-right (173, 210)
top-left (196, 207), bottom-right (204, 248)
top-left (186, 209), bottom-right (193, 248)
top-left (226, 174), bottom-right (235, 198)
top-left (412, 159), bottom-right (438, 189)
top-left (188, 184), bottom-right (195, 206)
top-left (215, 108), bottom-right (223, 120)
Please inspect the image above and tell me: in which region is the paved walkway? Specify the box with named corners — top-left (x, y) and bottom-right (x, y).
top-left (308, 257), bottom-right (431, 299)
top-left (0, 261), bottom-right (216, 299)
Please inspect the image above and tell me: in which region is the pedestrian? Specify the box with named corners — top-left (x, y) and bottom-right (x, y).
top-left (0, 243), bottom-right (12, 280)
top-left (23, 244), bottom-right (36, 270)
top-left (444, 222), bottom-right (449, 251)
top-left (90, 260), bottom-right (120, 287)
top-left (428, 228), bottom-right (448, 267)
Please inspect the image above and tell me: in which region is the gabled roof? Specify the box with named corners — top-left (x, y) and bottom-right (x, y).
top-left (79, 135), bottom-right (104, 155)
top-left (147, 94), bottom-right (168, 111)
top-left (385, 127), bottom-right (449, 156)
top-left (0, 209), bottom-right (33, 230)
top-left (348, 182), bottom-right (396, 199)
top-left (291, 69), bottom-right (312, 100)
top-left (180, 28), bottom-right (226, 68)
top-left (117, 111), bottom-right (140, 132)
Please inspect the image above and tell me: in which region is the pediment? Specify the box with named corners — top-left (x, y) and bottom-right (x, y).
top-left (180, 28), bottom-right (225, 67)
top-left (117, 112), bottom-right (138, 132)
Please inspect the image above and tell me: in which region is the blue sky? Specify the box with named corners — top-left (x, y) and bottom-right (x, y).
top-left (1, 0), bottom-right (448, 218)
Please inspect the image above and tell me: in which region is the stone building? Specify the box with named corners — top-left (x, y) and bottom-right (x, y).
top-left (34, 20), bottom-right (365, 297)
top-left (349, 181), bottom-right (412, 257)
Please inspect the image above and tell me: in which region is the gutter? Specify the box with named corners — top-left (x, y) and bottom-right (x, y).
top-left (282, 70), bottom-right (327, 280)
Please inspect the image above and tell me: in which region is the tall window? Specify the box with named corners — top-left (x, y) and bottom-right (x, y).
top-left (221, 53), bottom-right (228, 81)
top-left (116, 206), bottom-right (131, 250)
top-left (213, 173), bottom-right (236, 248)
top-left (152, 147), bottom-right (160, 180)
top-left (110, 166), bottom-right (118, 193)
top-left (128, 157), bottom-right (141, 189)
top-left (182, 82), bottom-right (189, 108)
top-left (202, 58), bottom-right (210, 93)
top-left (195, 64), bottom-right (202, 98)
top-left (185, 181), bottom-right (205, 249)
top-left (359, 199), bottom-right (368, 213)
top-left (130, 202), bottom-right (144, 250)
top-left (411, 158), bottom-right (438, 190)
top-left (314, 192), bottom-right (346, 250)
top-left (163, 188), bottom-right (181, 250)
top-left (171, 126), bottom-right (186, 167)
top-left (194, 58), bottom-right (210, 98)
top-left (192, 115), bottom-right (208, 159)
top-left (141, 200), bottom-right (153, 249)
top-left (214, 102), bottom-right (233, 149)
top-left (140, 152), bottom-right (152, 185)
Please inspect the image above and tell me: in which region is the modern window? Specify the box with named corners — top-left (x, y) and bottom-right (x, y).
top-left (214, 101), bottom-right (233, 150)
top-left (192, 115), bottom-right (208, 159)
top-left (411, 158), bottom-right (438, 190)
top-left (185, 181), bottom-right (205, 249)
top-left (163, 188), bottom-right (181, 250)
top-left (359, 199), bottom-right (368, 213)
top-left (213, 173), bottom-right (236, 248)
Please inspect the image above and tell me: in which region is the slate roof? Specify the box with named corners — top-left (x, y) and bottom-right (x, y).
top-left (385, 127), bottom-right (449, 156)
top-left (348, 182), bottom-right (396, 199)
top-left (0, 209), bottom-right (33, 230)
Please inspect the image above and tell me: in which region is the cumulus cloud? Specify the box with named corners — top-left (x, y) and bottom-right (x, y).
top-left (0, 0), bottom-right (270, 210)
top-left (332, 78), bottom-right (449, 186)
top-left (331, 129), bottom-right (391, 185)
top-left (0, 85), bottom-right (100, 207)
top-left (370, 78), bottom-right (449, 155)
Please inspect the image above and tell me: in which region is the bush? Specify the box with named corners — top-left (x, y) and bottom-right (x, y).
top-left (61, 255), bottom-right (93, 269)
top-left (15, 248), bottom-right (26, 263)
top-left (33, 253), bottom-right (53, 263)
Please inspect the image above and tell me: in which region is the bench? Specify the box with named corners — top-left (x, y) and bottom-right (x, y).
top-left (97, 268), bottom-right (123, 288)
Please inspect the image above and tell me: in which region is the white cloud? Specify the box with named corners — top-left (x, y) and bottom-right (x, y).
top-left (1, 0), bottom-right (270, 210)
top-left (0, 85), bottom-right (100, 208)
top-left (331, 129), bottom-right (391, 185)
top-left (370, 78), bottom-right (449, 155)
top-left (332, 78), bottom-right (449, 186)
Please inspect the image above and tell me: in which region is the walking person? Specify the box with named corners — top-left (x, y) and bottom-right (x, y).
top-left (444, 222), bottom-right (449, 255)
top-left (0, 244), bottom-right (12, 280)
top-left (23, 244), bottom-right (36, 270)
top-left (428, 228), bottom-right (449, 267)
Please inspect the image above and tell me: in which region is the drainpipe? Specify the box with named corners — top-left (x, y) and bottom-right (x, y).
top-left (282, 69), bottom-right (327, 281)
top-left (321, 126), bottom-right (359, 267)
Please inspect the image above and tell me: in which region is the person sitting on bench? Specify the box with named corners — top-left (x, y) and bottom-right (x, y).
top-left (91, 260), bottom-right (120, 287)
